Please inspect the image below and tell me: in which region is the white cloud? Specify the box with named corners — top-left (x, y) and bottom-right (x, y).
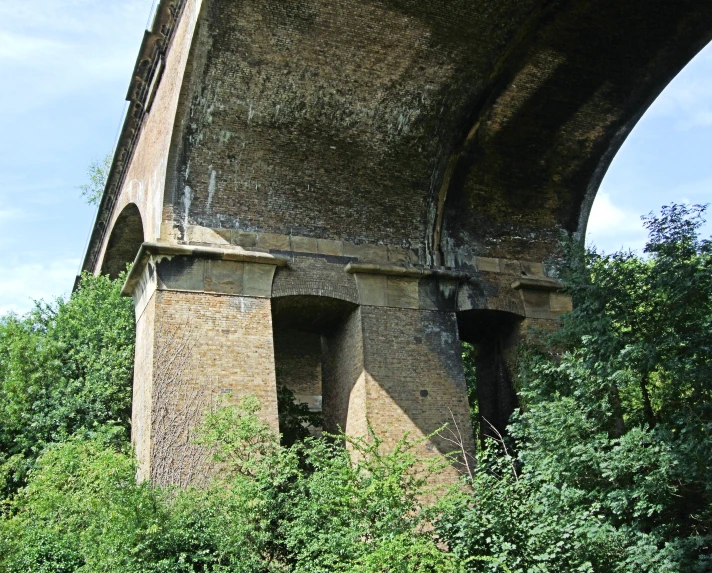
top-left (0, 258), bottom-right (79, 316)
top-left (586, 192), bottom-right (648, 253)
top-left (587, 192), bottom-right (639, 235)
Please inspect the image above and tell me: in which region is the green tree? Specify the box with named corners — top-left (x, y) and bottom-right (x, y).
top-left (78, 154), bottom-right (112, 206)
top-left (1, 396), bottom-right (469, 572)
top-left (0, 273), bottom-right (134, 498)
top-left (439, 204), bottom-right (712, 572)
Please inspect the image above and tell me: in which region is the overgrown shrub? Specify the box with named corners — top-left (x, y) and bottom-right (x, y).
top-left (0, 272), bottom-right (134, 499)
top-left (438, 205), bottom-right (712, 572)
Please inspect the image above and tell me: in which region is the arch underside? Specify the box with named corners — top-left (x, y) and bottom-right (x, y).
top-left (100, 204), bottom-right (145, 280)
top-left (436, 0), bottom-right (712, 264)
top-left (166, 0), bottom-right (712, 271)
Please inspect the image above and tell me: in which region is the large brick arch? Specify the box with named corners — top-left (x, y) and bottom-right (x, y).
top-left (435, 0), bottom-right (712, 265)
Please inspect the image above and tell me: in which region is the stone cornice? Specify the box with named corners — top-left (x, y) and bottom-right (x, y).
top-left (122, 241), bottom-right (290, 296)
top-left (511, 277), bottom-right (564, 291)
top-left (344, 262), bottom-right (469, 281)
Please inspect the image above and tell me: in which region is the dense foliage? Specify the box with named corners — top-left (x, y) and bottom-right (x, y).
top-left (1, 397), bottom-right (469, 572)
top-left (0, 273), bottom-right (134, 499)
top-left (439, 204), bottom-right (712, 571)
top-left (0, 204), bottom-right (710, 572)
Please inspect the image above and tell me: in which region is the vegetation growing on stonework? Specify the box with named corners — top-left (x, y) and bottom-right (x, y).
top-left (0, 204), bottom-right (710, 572)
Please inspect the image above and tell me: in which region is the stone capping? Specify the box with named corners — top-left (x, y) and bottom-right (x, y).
top-left (511, 277), bottom-right (564, 291)
top-left (344, 262), bottom-right (469, 280)
top-left (122, 241), bottom-right (290, 296)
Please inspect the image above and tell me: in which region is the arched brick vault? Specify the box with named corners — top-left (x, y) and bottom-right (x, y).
top-left (81, 0), bottom-right (712, 276)
top-left (149, 0), bottom-right (712, 272)
top-left (436, 0), bottom-right (712, 265)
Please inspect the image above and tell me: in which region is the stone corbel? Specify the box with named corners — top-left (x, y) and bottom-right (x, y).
top-left (122, 242), bottom-right (290, 308)
top-left (511, 277), bottom-right (572, 319)
top-left (344, 262), bottom-right (466, 311)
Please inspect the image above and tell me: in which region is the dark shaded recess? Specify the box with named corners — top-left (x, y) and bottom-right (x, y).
top-left (443, 0), bottom-right (712, 259)
top-left (271, 296), bottom-right (358, 438)
top-left (271, 296), bottom-right (357, 334)
top-left (458, 310), bottom-right (522, 446)
top-left (101, 204), bottom-right (144, 280)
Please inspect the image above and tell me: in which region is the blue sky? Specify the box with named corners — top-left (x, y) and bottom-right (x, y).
top-left (0, 0), bottom-right (710, 315)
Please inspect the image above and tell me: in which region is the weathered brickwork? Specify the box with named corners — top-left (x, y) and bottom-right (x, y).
top-left (272, 255), bottom-right (359, 303)
top-left (322, 308), bottom-right (367, 438)
top-left (86, 0), bottom-right (712, 486)
top-left (274, 329), bottom-right (322, 398)
top-left (170, 0), bottom-right (537, 251)
top-left (132, 288), bottom-right (157, 481)
top-left (95, 0), bottom-right (203, 271)
top-left (358, 307), bottom-right (474, 481)
top-left (140, 289), bottom-right (279, 486)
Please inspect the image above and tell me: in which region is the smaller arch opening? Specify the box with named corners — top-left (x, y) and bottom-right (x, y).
top-left (271, 296), bottom-right (358, 445)
top-left (101, 203), bottom-right (145, 279)
top-left (457, 309), bottom-right (524, 447)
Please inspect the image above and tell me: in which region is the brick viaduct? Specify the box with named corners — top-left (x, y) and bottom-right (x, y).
top-left (81, 0), bottom-right (712, 485)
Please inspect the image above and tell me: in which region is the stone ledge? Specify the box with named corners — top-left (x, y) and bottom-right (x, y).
top-left (511, 277), bottom-right (564, 291)
top-left (122, 241), bottom-right (289, 296)
top-left (182, 226), bottom-right (556, 280)
top-left (345, 262), bottom-right (469, 280)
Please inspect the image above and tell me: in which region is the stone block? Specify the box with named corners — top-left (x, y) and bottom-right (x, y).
top-left (243, 263), bottom-right (277, 297)
top-left (156, 256), bottom-right (205, 292)
top-left (521, 261), bottom-right (545, 277)
top-left (386, 276), bottom-right (419, 309)
top-left (317, 238), bottom-right (344, 256)
top-left (387, 246), bottom-right (411, 265)
top-left (500, 259), bottom-right (522, 275)
top-left (476, 257), bottom-right (500, 273)
top-left (354, 273), bottom-right (388, 306)
top-left (233, 230), bottom-right (258, 248)
top-left (343, 242), bottom-right (389, 263)
top-left (520, 289), bottom-right (552, 319)
top-left (257, 232), bottom-right (291, 251)
top-left (291, 236), bottom-right (319, 253)
top-left (187, 225), bottom-right (232, 245)
top-left (204, 260), bottom-right (244, 295)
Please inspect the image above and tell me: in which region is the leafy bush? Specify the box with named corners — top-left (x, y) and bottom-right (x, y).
top-left (2, 204), bottom-right (711, 572)
top-left (438, 205), bottom-right (712, 572)
top-left (1, 396), bottom-right (468, 572)
top-left (0, 272), bottom-right (134, 499)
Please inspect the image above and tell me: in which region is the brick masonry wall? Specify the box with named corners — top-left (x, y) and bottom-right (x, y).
top-left (358, 307), bottom-right (474, 478)
top-left (143, 289), bottom-right (279, 486)
top-left (322, 308), bottom-right (367, 438)
top-left (321, 305), bottom-right (473, 483)
top-left (274, 328), bottom-right (322, 397)
top-left (132, 290), bottom-right (157, 481)
top-left (168, 0), bottom-right (544, 257)
top-left (98, 0), bottom-right (203, 270)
